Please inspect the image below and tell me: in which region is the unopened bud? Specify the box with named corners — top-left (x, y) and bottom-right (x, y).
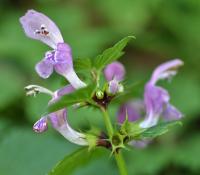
top-left (33, 117), bottom-right (48, 133)
top-left (96, 90), bottom-right (104, 99)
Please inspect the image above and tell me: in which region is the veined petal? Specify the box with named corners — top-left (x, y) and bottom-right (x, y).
top-left (104, 61), bottom-right (125, 81)
top-left (35, 56), bottom-right (54, 79)
top-left (117, 100), bottom-right (144, 124)
top-left (20, 9), bottom-right (63, 49)
top-left (33, 117), bottom-right (48, 133)
top-left (150, 59), bottom-right (183, 85)
top-left (163, 104), bottom-right (183, 121)
top-left (49, 109), bottom-right (88, 146)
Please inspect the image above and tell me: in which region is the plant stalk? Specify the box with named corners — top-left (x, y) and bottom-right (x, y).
top-left (115, 152), bottom-right (128, 175)
top-left (100, 107), bottom-right (128, 175)
top-left (100, 107), bottom-right (114, 138)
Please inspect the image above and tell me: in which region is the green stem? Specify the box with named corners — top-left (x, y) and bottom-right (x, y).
top-left (100, 107), bottom-right (114, 138)
top-left (100, 107), bottom-right (128, 175)
top-left (115, 152), bottom-right (128, 175)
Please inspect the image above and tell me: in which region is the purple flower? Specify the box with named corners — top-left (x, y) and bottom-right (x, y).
top-left (117, 100), bottom-right (144, 124)
top-left (26, 84), bottom-right (88, 145)
top-left (116, 59), bottom-right (183, 148)
top-left (33, 117), bottom-right (48, 133)
top-left (140, 59), bottom-right (183, 128)
top-left (20, 10), bottom-right (86, 89)
top-left (49, 109), bottom-right (88, 145)
top-left (19, 10), bottom-right (63, 49)
top-left (35, 43), bottom-right (72, 79)
top-left (104, 61), bottom-right (125, 81)
top-left (104, 61), bottom-right (125, 94)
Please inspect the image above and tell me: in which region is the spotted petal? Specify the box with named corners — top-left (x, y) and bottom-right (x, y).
top-left (20, 9), bottom-right (64, 49)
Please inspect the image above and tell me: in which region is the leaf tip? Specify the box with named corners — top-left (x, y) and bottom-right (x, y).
top-left (127, 35), bottom-right (136, 39)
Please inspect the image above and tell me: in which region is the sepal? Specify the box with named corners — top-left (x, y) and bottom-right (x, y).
top-left (119, 117), bottom-right (182, 145)
top-left (111, 133), bottom-right (126, 154)
top-left (85, 134), bottom-right (98, 151)
top-left (120, 117), bottom-right (145, 139)
top-left (85, 127), bottom-right (102, 150)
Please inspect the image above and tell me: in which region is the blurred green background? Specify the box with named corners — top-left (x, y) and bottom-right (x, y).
top-left (0, 0), bottom-right (200, 174)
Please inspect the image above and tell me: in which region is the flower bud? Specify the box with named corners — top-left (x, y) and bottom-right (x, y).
top-left (96, 90), bottom-right (104, 99)
top-left (33, 117), bottom-right (48, 133)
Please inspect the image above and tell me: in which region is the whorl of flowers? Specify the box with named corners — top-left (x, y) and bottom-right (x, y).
top-left (20, 10), bottom-right (184, 173)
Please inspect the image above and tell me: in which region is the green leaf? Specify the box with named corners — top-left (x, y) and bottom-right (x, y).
top-left (74, 58), bottom-right (92, 71)
top-left (48, 85), bottom-right (95, 113)
top-left (49, 148), bottom-right (104, 175)
top-left (140, 121), bottom-right (182, 139)
top-left (93, 36), bottom-right (135, 70)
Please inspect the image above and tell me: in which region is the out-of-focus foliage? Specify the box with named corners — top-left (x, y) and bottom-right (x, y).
top-left (0, 0), bottom-right (200, 175)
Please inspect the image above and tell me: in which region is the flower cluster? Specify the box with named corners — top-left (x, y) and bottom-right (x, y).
top-left (20, 10), bottom-right (88, 146)
top-left (20, 10), bottom-right (183, 151)
top-left (116, 59), bottom-right (183, 148)
top-left (117, 59), bottom-right (183, 128)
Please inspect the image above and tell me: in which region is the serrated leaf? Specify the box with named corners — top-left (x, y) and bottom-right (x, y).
top-left (93, 36), bottom-right (135, 70)
top-left (49, 148), bottom-right (104, 175)
top-left (74, 58), bottom-right (92, 71)
top-left (140, 121), bottom-right (182, 139)
top-left (48, 85), bottom-right (95, 113)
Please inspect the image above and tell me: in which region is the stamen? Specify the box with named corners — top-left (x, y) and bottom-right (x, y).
top-left (43, 29), bottom-right (49, 36)
top-left (25, 85), bottom-right (54, 97)
top-left (35, 30), bottom-right (41, 35)
top-left (34, 24), bottom-right (50, 36)
top-left (40, 24), bottom-right (46, 30)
